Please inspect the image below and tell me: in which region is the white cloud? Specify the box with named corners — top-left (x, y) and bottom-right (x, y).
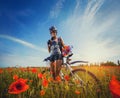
top-left (60, 0), bottom-right (120, 63)
top-left (74, 0), bottom-right (81, 14)
top-left (50, 0), bottom-right (65, 18)
top-left (0, 34), bottom-right (47, 53)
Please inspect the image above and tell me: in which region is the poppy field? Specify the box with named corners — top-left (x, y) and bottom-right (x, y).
top-left (0, 65), bottom-right (120, 98)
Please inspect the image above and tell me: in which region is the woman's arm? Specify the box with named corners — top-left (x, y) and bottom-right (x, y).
top-left (47, 40), bottom-right (51, 53)
top-left (60, 37), bottom-right (65, 48)
top-left (48, 45), bottom-right (50, 53)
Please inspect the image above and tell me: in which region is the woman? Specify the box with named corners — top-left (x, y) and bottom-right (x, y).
top-left (47, 26), bottom-right (65, 80)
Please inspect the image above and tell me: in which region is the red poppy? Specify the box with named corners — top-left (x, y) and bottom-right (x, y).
top-left (0, 69), bottom-right (3, 74)
top-left (75, 90), bottom-right (80, 95)
top-left (43, 74), bottom-right (47, 79)
top-left (29, 80), bottom-right (33, 83)
top-left (55, 76), bottom-right (61, 82)
top-left (48, 77), bottom-right (53, 82)
top-left (42, 79), bottom-right (48, 88)
top-left (38, 73), bottom-right (43, 79)
top-left (7, 68), bottom-right (13, 73)
top-left (31, 68), bottom-right (37, 73)
top-left (20, 68), bottom-right (25, 72)
top-left (64, 75), bottom-right (70, 81)
top-left (40, 90), bottom-right (45, 96)
top-left (109, 75), bottom-right (120, 98)
top-left (8, 78), bottom-right (29, 94)
top-left (75, 79), bottom-right (80, 84)
top-left (13, 75), bottom-right (19, 81)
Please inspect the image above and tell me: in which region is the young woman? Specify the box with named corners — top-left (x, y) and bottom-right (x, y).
top-left (47, 26), bottom-right (65, 80)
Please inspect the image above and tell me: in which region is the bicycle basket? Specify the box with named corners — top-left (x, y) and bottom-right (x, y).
top-left (62, 45), bottom-right (73, 57)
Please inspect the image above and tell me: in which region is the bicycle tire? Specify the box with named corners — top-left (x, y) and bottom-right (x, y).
top-left (69, 68), bottom-right (102, 98)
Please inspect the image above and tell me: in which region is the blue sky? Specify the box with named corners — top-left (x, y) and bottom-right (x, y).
top-left (0, 0), bottom-right (120, 67)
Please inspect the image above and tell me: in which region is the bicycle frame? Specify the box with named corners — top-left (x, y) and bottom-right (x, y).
top-left (61, 57), bottom-right (86, 85)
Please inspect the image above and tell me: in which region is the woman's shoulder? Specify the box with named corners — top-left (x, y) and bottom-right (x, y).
top-left (58, 36), bottom-right (64, 42)
top-left (58, 36), bottom-right (63, 40)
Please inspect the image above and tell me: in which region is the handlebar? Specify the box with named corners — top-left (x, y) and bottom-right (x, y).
top-left (43, 57), bottom-right (51, 62)
top-left (66, 53), bottom-right (73, 58)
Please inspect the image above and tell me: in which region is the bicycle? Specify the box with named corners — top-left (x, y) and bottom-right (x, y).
top-left (43, 53), bottom-right (102, 98)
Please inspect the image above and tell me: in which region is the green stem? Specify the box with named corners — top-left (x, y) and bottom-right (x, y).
top-left (18, 94), bottom-right (21, 98)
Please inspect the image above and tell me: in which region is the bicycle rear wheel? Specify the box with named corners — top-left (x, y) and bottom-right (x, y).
top-left (69, 68), bottom-right (102, 98)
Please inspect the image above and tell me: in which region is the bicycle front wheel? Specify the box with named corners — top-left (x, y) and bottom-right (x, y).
top-left (69, 68), bottom-right (102, 98)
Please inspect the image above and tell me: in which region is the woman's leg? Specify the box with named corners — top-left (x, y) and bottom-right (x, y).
top-left (50, 61), bottom-right (56, 80)
top-left (50, 54), bottom-right (63, 80)
top-left (56, 60), bottom-right (62, 77)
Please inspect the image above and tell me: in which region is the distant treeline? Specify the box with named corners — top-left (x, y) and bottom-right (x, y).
top-left (92, 61), bottom-right (119, 66)
top-left (78, 60), bottom-right (120, 66)
top-left (100, 61), bottom-right (119, 66)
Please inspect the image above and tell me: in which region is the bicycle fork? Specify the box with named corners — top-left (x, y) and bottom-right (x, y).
top-left (66, 64), bottom-right (86, 86)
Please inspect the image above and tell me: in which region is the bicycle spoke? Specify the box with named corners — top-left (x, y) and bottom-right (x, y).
top-left (69, 68), bottom-right (102, 98)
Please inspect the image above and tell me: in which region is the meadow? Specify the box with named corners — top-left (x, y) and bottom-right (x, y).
top-left (0, 65), bottom-right (120, 98)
